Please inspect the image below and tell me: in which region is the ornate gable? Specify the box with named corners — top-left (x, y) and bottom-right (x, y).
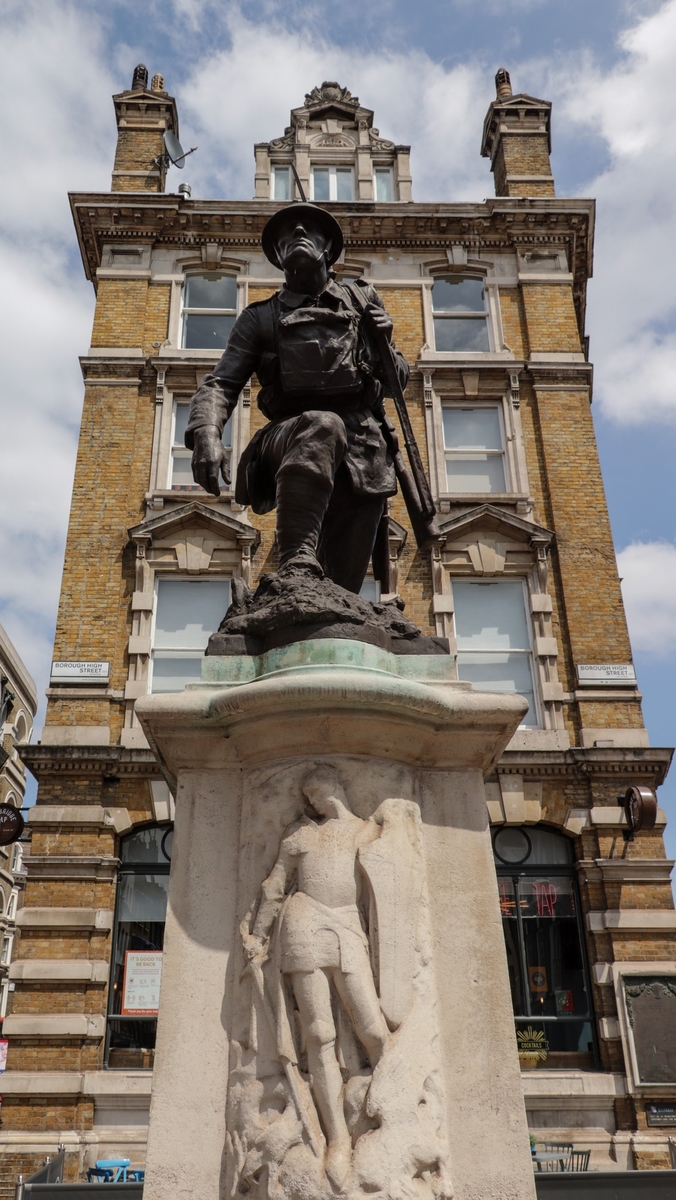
top-left (129, 502), bottom-right (260, 581)
top-left (437, 504), bottom-right (553, 578)
top-left (254, 81), bottom-right (412, 203)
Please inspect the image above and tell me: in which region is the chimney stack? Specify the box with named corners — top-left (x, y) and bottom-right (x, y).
top-left (481, 70), bottom-right (554, 197)
top-left (111, 64), bottom-right (179, 193)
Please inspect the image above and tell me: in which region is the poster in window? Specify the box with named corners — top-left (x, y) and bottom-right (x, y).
top-left (121, 951), bottom-right (163, 1015)
top-left (529, 966), bottom-right (548, 994)
top-left (0, 1039), bottom-right (8, 1073)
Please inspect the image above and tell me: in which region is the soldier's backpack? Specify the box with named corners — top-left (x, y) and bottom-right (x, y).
top-left (276, 301), bottom-right (363, 398)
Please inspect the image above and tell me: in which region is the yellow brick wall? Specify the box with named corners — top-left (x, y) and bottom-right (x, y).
top-left (520, 284), bottom-right (581, 353)
top-left (91, 280), bottom-right (148, 347)
top-left (47, 371), bottom-right (155, 728)
top-left (533, 387), bottom-right (636, 670)
top-left (112, 130), bottom-right (164, 193)
top-left (498, 287), bottom-right (529, 358)
top-left (143, 284), bottom-right (171, 351)
top-left (493, 135), bottom-right (555, 197)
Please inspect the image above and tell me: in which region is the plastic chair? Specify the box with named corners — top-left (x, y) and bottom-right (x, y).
top-left (87, 1168), bottom-right (113, 1183)
top-left (95, 1158), bottom-right (131, 1183)
top-left (129, 1170), bottom-right (145, 1183)
top-left (569, 1149), bottom-right (591, 1172)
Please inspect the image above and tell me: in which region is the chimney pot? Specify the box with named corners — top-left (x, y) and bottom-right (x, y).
top-left (131, 64), bottom-right (148, 92)
top-left (495, 68), bottom-right (512, 101)
top-left (151, 73), bottom-right (165, 93)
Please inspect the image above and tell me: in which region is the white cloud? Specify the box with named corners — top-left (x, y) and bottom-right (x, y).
top-left (175, 13), bottom-right (493, 204)
top-left (0, 0), bottom-right (116, 718)
top-left (546, 1), bottom-right (676, 425)
top-left (617, 541), bottom-right (676, 655)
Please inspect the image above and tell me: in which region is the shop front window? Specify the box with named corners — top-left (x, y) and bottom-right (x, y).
top-left (494, 825), bottom-right (597, 1070)
top-left (106, 824), bottom-right (173, 1069)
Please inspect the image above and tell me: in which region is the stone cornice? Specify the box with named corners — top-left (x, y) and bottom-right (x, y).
top-left (495, 747), bottom-right (673, 784)
top-left (22, 856), bottom-right (120, 881)
top-left (20, 745), bottom-right (160, 780)
top-left (69, 194), bottom-right (594, 322)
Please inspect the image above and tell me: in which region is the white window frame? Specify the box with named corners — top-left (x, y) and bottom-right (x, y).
top-left (0, 977), bottom-right (9, 1019)
top-left (359, 577), bottom-right (381, 604)
top-left (271, 165), bottom-right (292, 201)
top-left (441, 402), bottom-right (510, 497)
top-left (421, 273), bottom-right (507, 361)
top-left (6, 890), bottom-right (17, 921)
top-left (1, 934), bottom-right (13, 966)
top-left (168, 399), bottom-right (233, 492)
top-left (310, 166), bottom-right (355, 202)
top-left (148, 574), bottom-right (232, 695)
top-left (180, 272), bottom-right (238, 351)
top-left (428, 275), bottom-right (491, 354)
top-left (426, 385), bottom-right (531, 508)
top-left (373, 167), bottom-right (394, 202)
top-left (451, 578), bottom-right (541, 730)
top-left (11, 844), bottom-right (23, 875)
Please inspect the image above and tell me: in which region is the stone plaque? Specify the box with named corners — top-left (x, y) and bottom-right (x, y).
top-left (625, 976), bottom-right (676, 1083)
top-left (646, 1103), bottom-right (676, 1127)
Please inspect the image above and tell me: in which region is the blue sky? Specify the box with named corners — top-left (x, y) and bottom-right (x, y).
top-left (2, 0), bottom-right (676, 853)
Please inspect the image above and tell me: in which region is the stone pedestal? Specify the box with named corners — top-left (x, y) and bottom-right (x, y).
top-left (136, 640), bottom-right (537, 1200)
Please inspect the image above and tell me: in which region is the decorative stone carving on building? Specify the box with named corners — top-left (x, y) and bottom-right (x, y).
top-left (305, 83), bottom-right (360, 110)
top-left (254, 82), bottom-right (413, 202)
top-left (624, 976), bottom-right (676, 1085)
top-left (228, 766), bottom-right (452, 1199)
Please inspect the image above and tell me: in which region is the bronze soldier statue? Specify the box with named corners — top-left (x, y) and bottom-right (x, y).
top-left (185, 203), bottom-right (411, 595)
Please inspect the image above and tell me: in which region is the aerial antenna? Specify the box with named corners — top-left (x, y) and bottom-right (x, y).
top-left (154, 130), bottom-right (198, 172)
top-left (290, 163), bottom-right (307, 202)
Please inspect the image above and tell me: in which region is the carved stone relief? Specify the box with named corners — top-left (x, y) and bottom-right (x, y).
top-left (227, 764), bottom-right (452, 1200)
top-left (625, 976), bottom-right (676, 1084)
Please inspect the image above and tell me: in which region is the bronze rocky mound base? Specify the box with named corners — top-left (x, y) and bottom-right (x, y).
top-left (206, 569), bottom-right (450, 656)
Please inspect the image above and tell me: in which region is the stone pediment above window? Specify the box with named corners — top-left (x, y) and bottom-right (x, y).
top-left (129, 502), bottom-right (260, 579)
top-left (310, 133), bottom-right (356, 149)
top-left (437, 504), bottom-right (553, 577)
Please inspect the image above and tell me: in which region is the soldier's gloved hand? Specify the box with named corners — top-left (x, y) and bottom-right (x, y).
top-left (364, 303), bottom-right (393, 342)
top-left (191, 425), bottom-right (229, 496)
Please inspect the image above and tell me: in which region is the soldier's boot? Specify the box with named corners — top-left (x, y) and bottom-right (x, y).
top-left (275, 470), bottom-right (332, 575)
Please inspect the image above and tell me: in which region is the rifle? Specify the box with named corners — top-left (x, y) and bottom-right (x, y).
top-left (344, 282), bottom-right (441, 551)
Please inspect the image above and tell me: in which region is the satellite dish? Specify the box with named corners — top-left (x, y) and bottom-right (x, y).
top-left (164, 130), bottom-right (187, 168)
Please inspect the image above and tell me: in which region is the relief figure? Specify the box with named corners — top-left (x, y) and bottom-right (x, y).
top-left (231, 766), bottom-right (452, 1200)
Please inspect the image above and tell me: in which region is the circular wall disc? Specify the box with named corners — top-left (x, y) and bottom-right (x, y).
top-left (0, 805), bottom-right (25, 846)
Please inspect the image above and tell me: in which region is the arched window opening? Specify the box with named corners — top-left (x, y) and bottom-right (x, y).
top-left (493, 824), bottom-right (597, 1071)
top-left (14, 712), bottom-right (29, 746)
top-left (105, 822), bottom-right (173, 1069)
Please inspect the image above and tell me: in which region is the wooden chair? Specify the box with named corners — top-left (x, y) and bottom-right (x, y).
top-left (569, 1149), bottom-right (591, 1172)
top-left (543, 1143), bottom-right (573, 1171)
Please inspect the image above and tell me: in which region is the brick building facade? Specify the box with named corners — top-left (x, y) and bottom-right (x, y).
top-left (3, 66), bottom-right (675, 1184)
